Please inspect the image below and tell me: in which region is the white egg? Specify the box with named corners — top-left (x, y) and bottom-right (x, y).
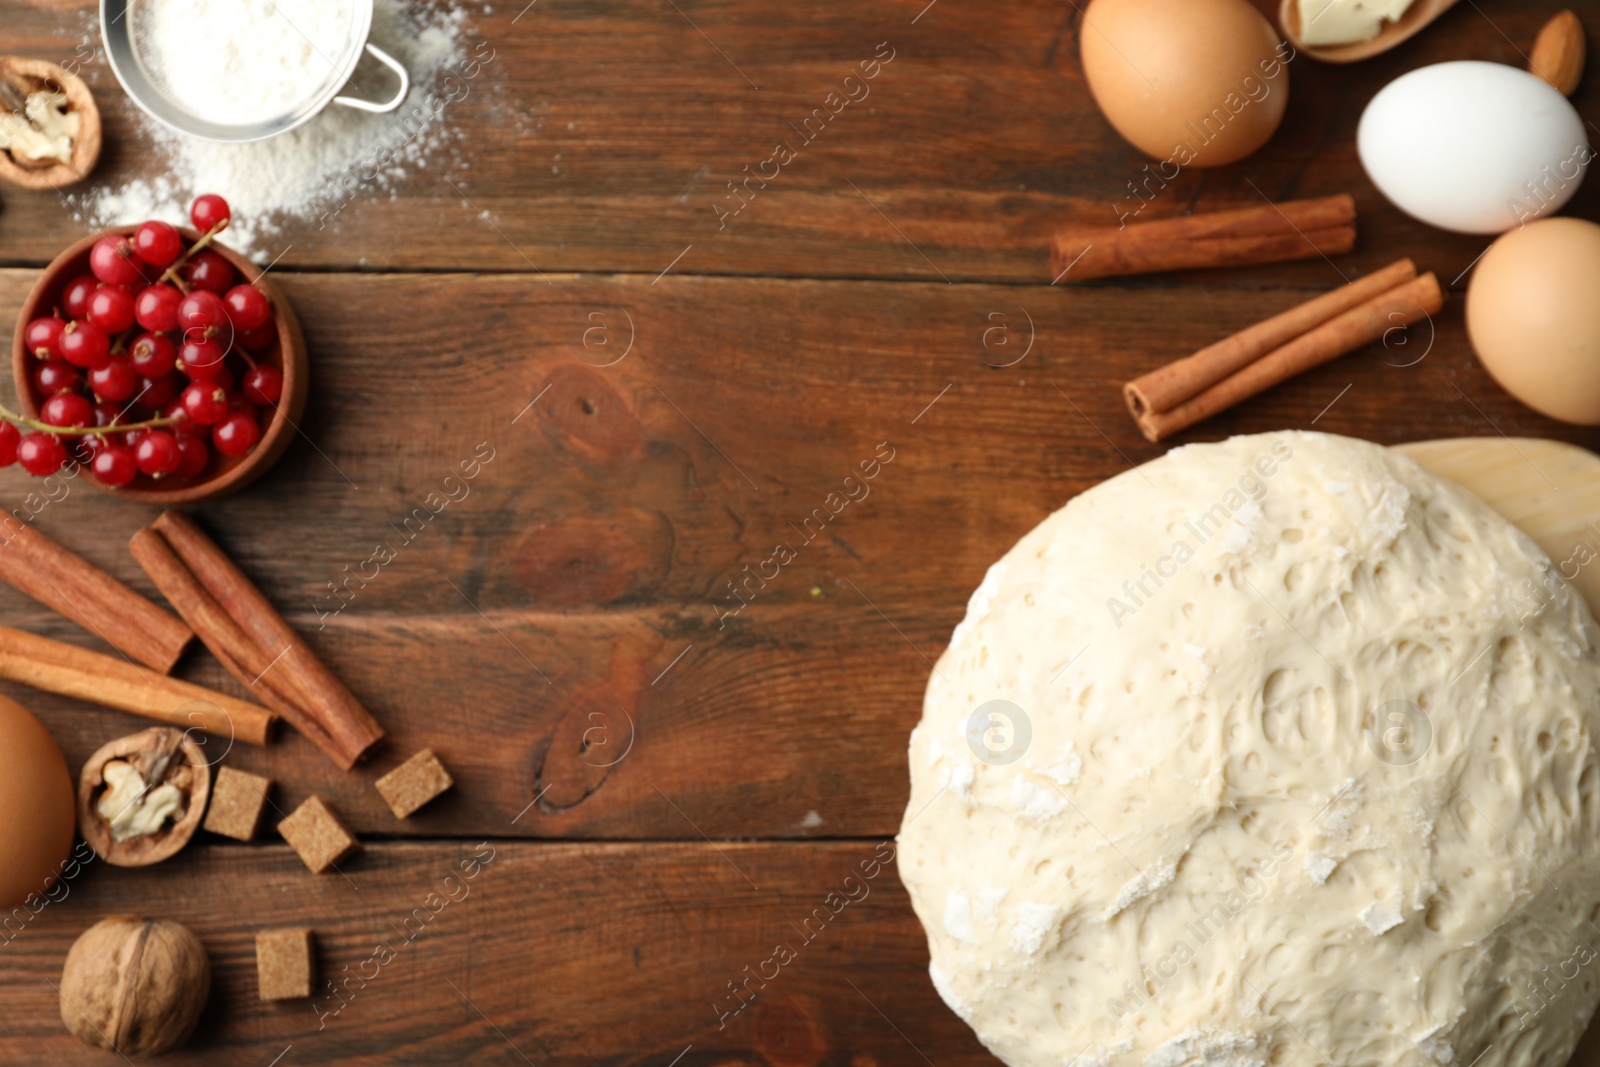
top-left (1358, 61), bottom-right (1590, 234)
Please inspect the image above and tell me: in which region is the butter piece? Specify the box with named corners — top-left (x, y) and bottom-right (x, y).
top-left (1298, 0), bottom-right (1416, 46)
top-left (97, 761), bottom-right (183, 843)
top-left (0, 91), bottom-right (78, 164)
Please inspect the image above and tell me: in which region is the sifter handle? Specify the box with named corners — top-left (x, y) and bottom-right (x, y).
top-left (331, 43), bottom-right (409, 114)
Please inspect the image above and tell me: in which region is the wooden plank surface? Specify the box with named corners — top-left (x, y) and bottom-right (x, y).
top-left (0, 1), bottom-right (1594, 280)
top-left (2, 268), bottom-right (1596, 847)
top-left (0, 841), bottom-right (997, 1066)
top-left (4, 0), bottom-right (1600, 1062)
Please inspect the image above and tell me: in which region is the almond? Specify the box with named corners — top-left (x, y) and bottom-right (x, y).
top-left (1531, 10), bottom-right (1586, 97)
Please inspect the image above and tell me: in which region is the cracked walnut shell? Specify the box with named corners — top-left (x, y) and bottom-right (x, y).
top-left (78, 727), bottom-right (211, 867)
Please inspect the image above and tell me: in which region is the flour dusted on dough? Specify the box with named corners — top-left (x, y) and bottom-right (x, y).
top-left (899, 432), bottom-right (1600, 1067)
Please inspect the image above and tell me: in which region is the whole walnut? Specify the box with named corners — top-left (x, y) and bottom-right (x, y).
top-left (59, 916), bottom-right (210, 1056)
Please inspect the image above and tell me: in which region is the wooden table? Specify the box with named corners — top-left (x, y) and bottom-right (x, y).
top-left (3, 1), bottom-right (1600, 1063)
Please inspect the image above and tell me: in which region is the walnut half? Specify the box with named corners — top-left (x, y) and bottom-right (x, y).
top-left (0, 56), bottom-right (101, 189)
top-left (78, 728), bottom-right (211, 867)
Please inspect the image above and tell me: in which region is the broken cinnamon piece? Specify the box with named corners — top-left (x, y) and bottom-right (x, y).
top-left (278, 796), bottom-right (360, 874)
top-left (145, 511), bottom-right (384, 769)
top-left (1051, 194), bottom-right (1357, 281)
top-left (1131, 272), bottom-right (1446, 443)
top-left (0, 520), bottom-right (192, 672)
top-left (1126, 259), bottom-right (1419, 418)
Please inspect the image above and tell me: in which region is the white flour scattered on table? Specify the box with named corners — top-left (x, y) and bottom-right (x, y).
top-left (137, 0), bottom-right (356, 127)
top-left (70, 0), bottom-right (481, 260)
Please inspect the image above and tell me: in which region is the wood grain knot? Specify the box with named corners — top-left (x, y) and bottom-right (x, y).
top-left (753, 995), bottom-right (829, 1066)
top-left (532, 693), bottom-right (636, 811)
top-left (529, 628), bottom-right (660, 814)
top-left (538, 362), bottom-right (642, 461)
top-left (514, 508), bottom-right (672, 607)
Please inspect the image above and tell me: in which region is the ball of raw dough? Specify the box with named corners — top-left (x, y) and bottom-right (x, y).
top-left (899, 432), bottom-right (1600, 1067)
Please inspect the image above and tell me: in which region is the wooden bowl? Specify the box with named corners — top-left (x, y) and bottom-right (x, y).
top-left (1278, 0), bottom-right (1461, 63)
top-left (0, 56), bottom-right (101, 189)
top-left (11, 227), bottom-right (309, 503)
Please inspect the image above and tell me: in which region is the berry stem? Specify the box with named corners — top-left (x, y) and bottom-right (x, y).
top-left (157, 219), bottom-right (231, 289)
top-left (0, 402), bottom-right (178, 437)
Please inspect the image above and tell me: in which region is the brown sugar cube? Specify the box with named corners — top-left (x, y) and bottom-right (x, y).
top-left (375, 748), bottom-right (454, 819)
top-left (203, 766), bottom-right (272, 841)
top-left (277, 796), bottom-right (360, 874)
top-left (256, 928), bottom-right (315, 1001)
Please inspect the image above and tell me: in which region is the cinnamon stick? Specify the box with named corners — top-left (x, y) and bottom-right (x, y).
top-left (1133, 272), bottom-right (1446, 443)
top-left (0, 520), bottom-right (192, 673)
top-left (146, 511), bottom-right (384, 768)
top-left (1051, 195), bottom-right (1358, 282)
top-left (1126, 259), bottom-right (1419, 419)
top-left (129, 528), bottom-right (360, 767)
top-left (0, 624), bottom-right (275, 744)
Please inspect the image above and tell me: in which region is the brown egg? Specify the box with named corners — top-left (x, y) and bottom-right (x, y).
top-left (1081, 0), bottom-right (1290, 168)
top-left (1468, 218), bottom-right (1600, 426)
top-left (0, 695), bottom-right (76, 909)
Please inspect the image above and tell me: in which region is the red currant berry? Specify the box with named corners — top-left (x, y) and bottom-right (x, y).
top-left (181, 381), bottom-right (230, 425)
top-left (89, 358), bottom-right (138, 403)
top-left (138, 372), bottom-right (182, 410)
top-left (0, 423), bottom-right (19, 467)
top-left (41, 392), bottom-right (93, 428)
top-left (24, 317), bottom-right (65, 360)
top-left (174, 434), bottom-right (210, 480)
top-left (92, 401), bottom-right (124, 428)
top-left (190, 194), bottom-right (231, 233)
top-left (57, 321), bottom-right (110, 368)
top-left (90, 235), bottom-right (148, 287)
top-left (177, 290), bottom-right (229, 334)
top-left (178, 337), bottom-right (229, 380)
top-left (181, 251), bottom-right (234, 294)
top-left (238, 319), bottom-right (278, 352)
top-left (242, 365), bottom-right (283, 406)
top-left (92, 445), bottom-right (138, 487)
top-left (87, 285), bottom-right (137, 333)
top-left (62, 275), bottom-right (98, 320)
top-left (135, 430), bottom-right (182, 476)
top-left (73, 427), bottom-right (104, 454)
top-left (212, 411), bottom-right (261, 457)
top-left (17, 432), bottom-right (66, 476)
top-left (133, 220), bottom-right (183, 269)
top-left (129, 332), bottom-right (177, 378)
top-left (32, 360), bottom-right (82, 396)
top-left (161, 397), bottom-right (196, 431)
top-left (222, 285), bottom-right (271, 331)
top-left (134, 284), bottom-right (183, 332)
